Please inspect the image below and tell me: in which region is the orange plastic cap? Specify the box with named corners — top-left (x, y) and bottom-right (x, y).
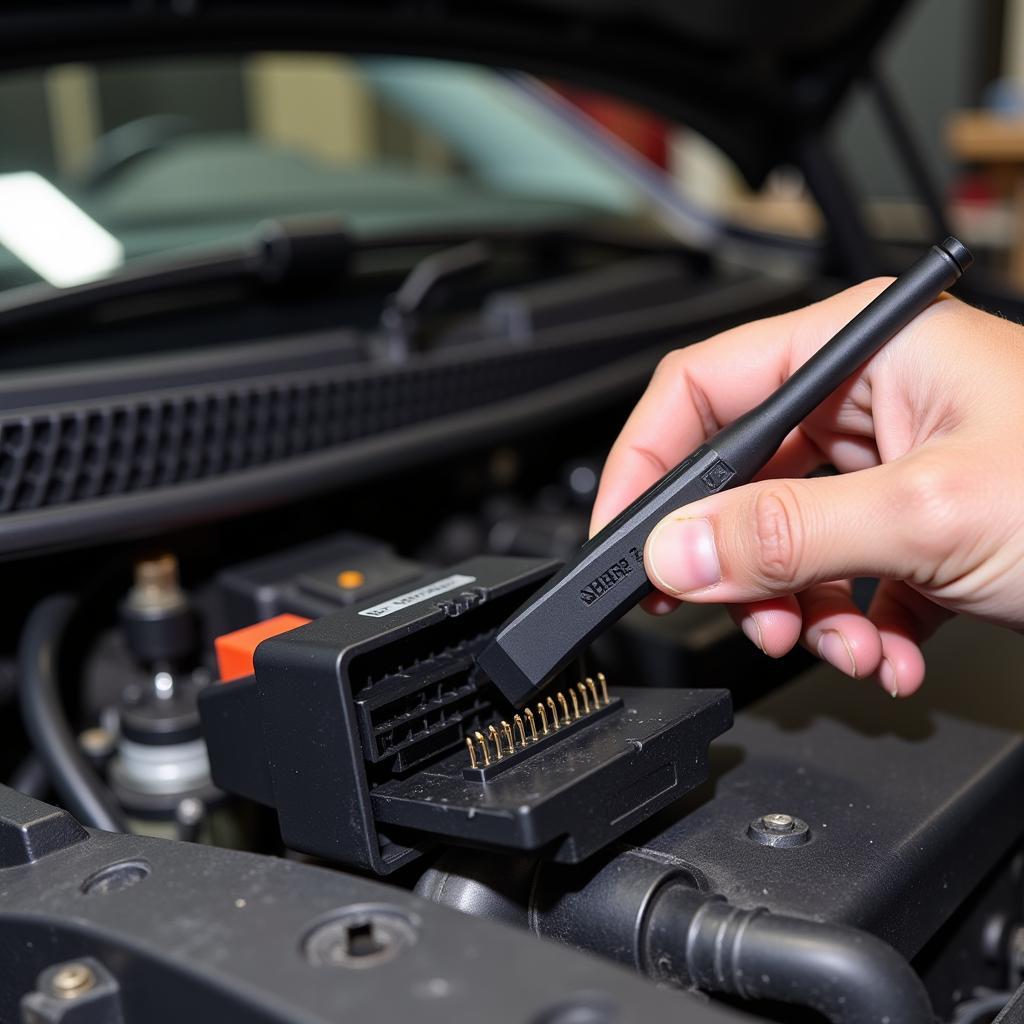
top-left (214, 613), bottom-right (311, 683)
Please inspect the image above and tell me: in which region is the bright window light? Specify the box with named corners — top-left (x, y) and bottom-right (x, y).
top-left (0, 171), bottom-right (123, 287)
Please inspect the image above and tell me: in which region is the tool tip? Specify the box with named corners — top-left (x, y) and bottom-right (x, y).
top-left (939, 236), bottom-right (973, 275)
top-left (476, 638), bottom-right (538, 706)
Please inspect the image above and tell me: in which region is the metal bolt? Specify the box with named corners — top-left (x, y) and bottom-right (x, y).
top-left (176, 797), bottom-right (205, 827)
top-left (761, 813), bottom-right (796, 833)
top-left (51, 962), bottom-right (96, 999)
top-left (153, 670), bottom-right (175, 699)
top-left (747, 813), bottom-right (810, 847)
top-left (175, 796), bottom-right (206, 843)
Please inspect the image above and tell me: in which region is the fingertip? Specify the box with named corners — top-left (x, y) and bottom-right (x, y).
top-left (876, 634), bottom-right (926, 697)
top-left (797, 581), bottom-right (880, 681)
top-left (644, 514), bottom-right (722, 598)
top-left (802, 606), bottom-right (883, 680)
top-left (866, 579), bottom-right (946, 697)
top-left (731, 597), bottom-right (802, 658)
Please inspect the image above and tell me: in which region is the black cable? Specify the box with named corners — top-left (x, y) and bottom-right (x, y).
top-left (17, 593), bottom-right (127, 832)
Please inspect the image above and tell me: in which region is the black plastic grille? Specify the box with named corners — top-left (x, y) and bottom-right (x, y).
top-left (0, 336), bottom-right (630, 515)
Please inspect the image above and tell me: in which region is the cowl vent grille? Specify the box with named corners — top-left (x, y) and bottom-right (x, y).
top-left (0, 341), bottom-right (612, 515)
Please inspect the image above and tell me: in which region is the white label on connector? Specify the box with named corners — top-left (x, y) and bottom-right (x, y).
top-left (357, 574), bottom-right (477, 618)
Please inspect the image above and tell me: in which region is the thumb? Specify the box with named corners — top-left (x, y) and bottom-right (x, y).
top-left (644, 464), bottom-right (932, 603)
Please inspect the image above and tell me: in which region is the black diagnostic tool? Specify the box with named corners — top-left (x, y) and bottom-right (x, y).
top-left (479, 237), bottom-right (973, 706)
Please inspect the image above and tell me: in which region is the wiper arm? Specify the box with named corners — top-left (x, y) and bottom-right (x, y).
top-left (0, 217), bottom-right (355, 334)
top-left (378, 240), bottom-right (492, 356)
top-left (0, 217), bottom-right (690, 336)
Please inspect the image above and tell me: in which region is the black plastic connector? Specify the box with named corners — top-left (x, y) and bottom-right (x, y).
top-left (200, 553), bottom-right (731, 875)
top-left (373, 686), bottom-right (728, 863)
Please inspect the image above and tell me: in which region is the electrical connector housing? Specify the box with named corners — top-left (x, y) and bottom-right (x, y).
top-left (200, 554), bottom-right (731, 874)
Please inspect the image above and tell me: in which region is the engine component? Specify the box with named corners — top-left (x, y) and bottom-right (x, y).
top-left (0, 784), bottom-right (726, 1024)
top-left (648, 887), bottom-right (933, 1024)
top-left (216, 532), bottom-right (422, 625)
top-left (107, 556), bottom-right (215, 824)
top-left (199, 554), bottom-right (731, 873)
top-left (119, 554), bottom-right (195, 668)
top-left (21, 957), bottom-right (123, 1024)
top-left (107, 673), bottom-right (214, 819)
top-left (419, 614), bottom-right (1024, 1019)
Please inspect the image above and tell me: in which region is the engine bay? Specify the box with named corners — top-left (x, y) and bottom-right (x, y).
top-left (4, 409), bottom-right (1024, 1023)
top-left (4, 4), bottom-right (1024, 1022)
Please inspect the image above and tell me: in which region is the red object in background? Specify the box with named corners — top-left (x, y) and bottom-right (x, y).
top-left (953, 171), bottom-right (998, 206)
top-left (553, 84), bottom-right (669, 168)
top-left (215, 613), bottom-right (311, 682)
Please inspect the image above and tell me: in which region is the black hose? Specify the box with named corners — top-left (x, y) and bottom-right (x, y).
top-left (644, 885), bottom-right (933, 1024)
top-left (17, 594), bottom-right (127, 832)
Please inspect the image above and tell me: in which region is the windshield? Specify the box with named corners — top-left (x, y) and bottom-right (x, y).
top-left (0, 54), bottom-right (669, 292)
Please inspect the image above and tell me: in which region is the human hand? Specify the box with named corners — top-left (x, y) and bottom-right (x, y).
top-left (591, 281), bottom-right (1024, 696)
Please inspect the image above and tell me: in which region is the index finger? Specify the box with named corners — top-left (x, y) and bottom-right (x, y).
top-left (589, 279), bottom-right (891, 534)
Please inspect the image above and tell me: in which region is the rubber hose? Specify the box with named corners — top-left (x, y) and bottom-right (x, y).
top-left (17, 594), bottom-right (127, 832)
top-left (645, 885), bottom-right (933, 1024)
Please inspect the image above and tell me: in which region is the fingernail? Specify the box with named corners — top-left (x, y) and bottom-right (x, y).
top-left (647, 517), bottom-right (721, 596)
top-left (817, 630), bottom-right (857, 678)
top-left (879, 657), bottom-right (899, 698)
top-left (740, 614), bottom-right (766, 654)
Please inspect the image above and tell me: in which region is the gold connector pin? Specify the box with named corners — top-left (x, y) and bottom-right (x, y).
top-left (548, 695), bottom-right (561, 729)
top-left (513, 714), bottom-right (527, 748)
top-left (474, 731), bottom-right (490, 766)
top-left (524, 707), bottom-right (538, 741)
top-left (577, 682), bottom-right (590, 714)
top-left (487, 724), bottom-right (503, 757)
top-left (467, 671), bottom-right (613, 770)
top-left (557, 691), bottom-right (571, 723)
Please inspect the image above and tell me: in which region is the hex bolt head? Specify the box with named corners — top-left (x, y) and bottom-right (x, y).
top-left (747, 813), bottom-right (810, 848)
top-left (50, 962), bottom-right (96, 999)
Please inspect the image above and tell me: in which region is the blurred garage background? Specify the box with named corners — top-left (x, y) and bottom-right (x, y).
top-left (7, 1), bottom-right (1024, 288)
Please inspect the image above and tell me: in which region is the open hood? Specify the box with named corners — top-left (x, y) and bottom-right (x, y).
top-left (1, 1), bottom-right (911, 189)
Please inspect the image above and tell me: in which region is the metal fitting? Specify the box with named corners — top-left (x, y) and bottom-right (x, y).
top-left (747, 813), bottom-right (810, 847)
top-left (50, 962), bottom-right (96, 999)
